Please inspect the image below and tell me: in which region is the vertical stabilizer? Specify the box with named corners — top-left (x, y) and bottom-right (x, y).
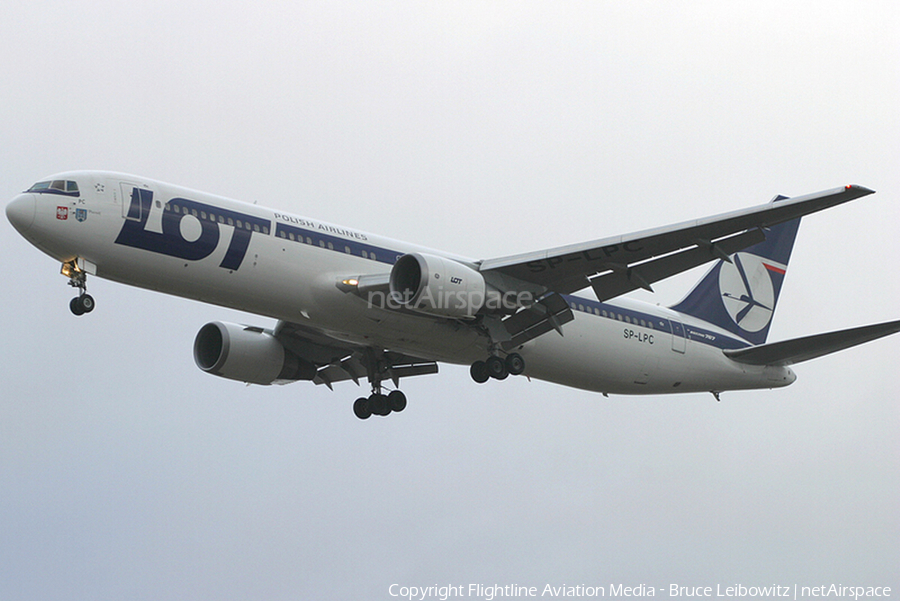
top-left (670, 196), bottom-right (800, 345)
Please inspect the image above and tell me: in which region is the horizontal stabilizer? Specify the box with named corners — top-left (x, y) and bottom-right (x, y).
top-left (723, 319), bottom-right (900, 366)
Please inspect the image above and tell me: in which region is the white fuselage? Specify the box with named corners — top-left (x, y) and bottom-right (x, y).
top-left (7, 171), bottom-right (796, 395)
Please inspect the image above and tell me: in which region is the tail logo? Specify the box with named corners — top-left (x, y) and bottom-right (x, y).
top-left (718, 252), bottom-right (783, 333)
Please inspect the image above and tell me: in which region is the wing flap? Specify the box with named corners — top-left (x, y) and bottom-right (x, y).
top-left (588, 228), bottom-right (766, 301)
top-left (313, 352), bottom-right (439, 387)
top-left (480, 185), bottom-right (874, 298)
top-left (723, 319), bottom-right (900, 366)
top-left (499, 292), bottom-right (575, 349)
top-left (273, 320), bottom-right (440, 389)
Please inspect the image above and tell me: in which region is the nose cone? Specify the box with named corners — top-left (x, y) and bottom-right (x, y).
top-left (6, 194), bottom-right (36, 234)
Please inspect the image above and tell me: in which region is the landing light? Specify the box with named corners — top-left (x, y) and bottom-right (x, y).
top-left (60, 261), bottom-right (81, 278)
top-left (342, 278), bottom-right (359, 287)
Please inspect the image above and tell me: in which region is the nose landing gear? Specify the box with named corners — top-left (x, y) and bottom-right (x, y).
top-left (62, 260), bottom-right (95, 316)
top-left (69, 293), bottom-right (95, 316)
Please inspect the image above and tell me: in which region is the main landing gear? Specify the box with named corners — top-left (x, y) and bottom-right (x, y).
top-left (351, 349), bottom-right (411, 420)
top-left (62, 260), bottom-right (95, 316)
top-left (353, 389), bottom-right (407, 420)
top-left (469, 352), bottom-right (525, 384)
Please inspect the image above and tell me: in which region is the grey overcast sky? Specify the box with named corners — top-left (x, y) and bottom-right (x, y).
top-left (1, 2), bottom-right (898, 599)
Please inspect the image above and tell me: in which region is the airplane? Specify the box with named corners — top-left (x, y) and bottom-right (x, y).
top-left (6, 171), bottom-right (900, 419)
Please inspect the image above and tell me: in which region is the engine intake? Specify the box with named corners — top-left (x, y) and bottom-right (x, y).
top-left (389, 253), bottom-right (487, 318)
top-left (193, 321), bottom-right (317, 385)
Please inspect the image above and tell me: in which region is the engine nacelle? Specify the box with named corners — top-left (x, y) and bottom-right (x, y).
top-left (389, 252), bottom-right (487, 318)
top-left (193, 321), bottom-right (317, 385)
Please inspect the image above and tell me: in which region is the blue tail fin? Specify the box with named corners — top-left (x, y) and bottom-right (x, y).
top-left (670, 196), bottom-right (800, 345)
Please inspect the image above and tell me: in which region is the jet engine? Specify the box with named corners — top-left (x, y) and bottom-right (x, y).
top-left (389, 252), bottom-right (487, 318)
top-left (193, 321), bottom-right (317, 385)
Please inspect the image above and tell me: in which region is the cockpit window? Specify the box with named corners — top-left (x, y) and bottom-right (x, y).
top-left (27, 180), bottom-right (80, 196)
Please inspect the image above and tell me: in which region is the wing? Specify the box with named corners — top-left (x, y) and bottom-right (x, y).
top-left (479, 185), bottom-right (874, 301)
top-left (273, 321), bottom-right (438, 389)
top-left (723, 319), bottom-right (900, 366)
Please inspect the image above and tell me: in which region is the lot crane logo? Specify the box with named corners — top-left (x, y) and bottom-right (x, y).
top-left (718, 252), bottom-right (784, 333)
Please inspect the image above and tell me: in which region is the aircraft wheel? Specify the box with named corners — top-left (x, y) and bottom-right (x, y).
top-left (79, 294), bottom-right (95, 313)
top-left (70, 297), bottom-right (85, 316)
top-left (370, 393), bottom-right (390, 416)
top-left (388, 390), bottom-right (407, 412)
top-left (470, 360), bottom-right (490, 384)
top-left (353, 397), bottom-right (372, 420)
top-left (505, 352), bottom-right (525, 375)
top-left (486, 355), bottom-right (508, 380)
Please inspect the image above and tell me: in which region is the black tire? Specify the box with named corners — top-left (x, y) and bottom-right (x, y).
top-left (70, 297), bottom-right (85, 316)
top-left (388, 390), bottom-right (407, 412)
top-left (79, 294), bottom-right (95, 313)
top-left (353, 397), bottom-right (372, 420)
top-left (486, 355), bottom-right (508, 380)
top-left (505, 352), bottom-right (525, 375)
top-left (470, 360), bottom-right (490, 384)
top-left (370, 393), bottom-right (390, 416)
